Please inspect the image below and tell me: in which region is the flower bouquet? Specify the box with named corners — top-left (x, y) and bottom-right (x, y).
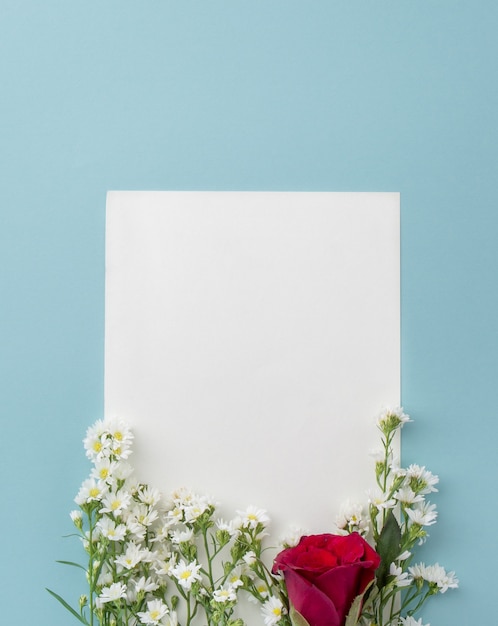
top-left (48, 408), bottom-right (457, 626)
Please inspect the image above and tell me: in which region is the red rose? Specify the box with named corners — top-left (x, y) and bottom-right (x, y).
top-left (273, 533), bottom-right (380, 626)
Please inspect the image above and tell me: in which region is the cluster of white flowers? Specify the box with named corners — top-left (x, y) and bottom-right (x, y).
top-left (352, 407), bottom-right (458, 626)
top-left (51, 410), bottom-right (457, 626)
top-left (53, 418), bottom-right (286, 626)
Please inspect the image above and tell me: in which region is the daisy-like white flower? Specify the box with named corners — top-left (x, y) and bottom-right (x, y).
top-left (111, 461), bottom-right (134, 481)
top-left (376, 406), bottom-right (411, 434)
top-left (115, 541), bottom-right (145, 570)
top-left (279, 524), bottom-right (309, 548)
top-left (394, 486), bottom-right (424, 506)
top-left (226, 566), bottom-right (244, 589)
top-left (69, 510), bottom-right (83, 528)
top-left (389, 562), bottom-right (413, 587)
top-left (83, 420), bottom-right (109, 461)
top-left (127, 503), bottom-right (160, 527)
top-left (409, 562), bottom-right (458, 593)
top-left (261, 596), bottom-right (285, 626)
top-left (105, 417), bottom-right (134, 459)
top-left (98, 582), bottom-right (127, 603)
top-left (100, 489), bottom-right (132, 515)
top-left (183, 498), bottom-right (210, 523)
top-left (216, 518), bottom-right (240, 538)
top-left (91, 458), bottom-right (116, 482)
top-left (170, 486), bottom-right (195, 508)
top-left (170, 527), bottom-right (194, 545)
top-left (138, 485), bottom-right (162, 507)
top-left (74, 478), bottom-right (107, 505)
top-left (96, 516), bottom-right (127, 541)
top-left (406, 502), bottom-right (438, 526)
top-left (163, 612), bottom-right (178, 626)
top-left (212, 584), bottom-right (237, 603)
top-left (170, 559), bottom-right (202, 591)
top-left (242, 550), bottom-right (257, 566)
top-left (137, 599), bottom-right (169, 625)
top-left (406, 464), bottom-right (439, 494)
top-left (367, 489), bottom-right (396, 511)
top-left (335, 500), bottom-right (369, 536)
top-left (399, 617), bottom-right (430, 626)
top-left (237, 505), bottom-right (270, 530)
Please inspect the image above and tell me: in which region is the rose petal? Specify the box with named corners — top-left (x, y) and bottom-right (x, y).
top-left (284, 569), bottom-right (341, 626)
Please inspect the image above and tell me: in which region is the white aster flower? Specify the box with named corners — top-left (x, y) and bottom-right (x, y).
top-left (367, 489), bottom-right (396, 511)
top-left (242, 550), bottom-right (257, 566)
top-left (115, 541), bottom-right (145, 570)
top-left (237, 505), bottom-right (270, 530)
top-left (91, 458), bottom-right (118, 483)
top-left (376, 406), bottom-right (411, 434)
top-left (96, 563), bottom-right (113, 587)
top-left (394, 487), bottom-right (424, 505)
top-left (83, 420), bottom-right (110, 461)
top-left (183, 503), bottom-right (208, 523)
top-left (336, 500), bottom-right (369, 535)
top-left (127, 503), bottom-right (160, 527)
top-left (406, 502), bottom-right (438, 526)
top-left (389, 562), bottom-right (413, 587)
top-left (212, 584), bottom-right (237, 603)
top-left (96, 516), bottom-right (127, 541)
top-left (216, 518), bottom-right (240, 538)
top-left (162, 612), bottom-right (178, 626)
top-left (226, 566), bottom-right (244, 589)
top-left (138, 485), bottom-right (162, 506)
top-left (99, 582), bottom-right (127, 603)
top-left (111, 461), bottom-right (134, 481)
top-left (137, 599), bottom-right (169, 625)
top-left (105, 417), bottom-right (134, 458)
top-left (399, 617), bottom-right (430, 626)
top-left (406, 464), bottom-right (439, 494)
top-left (70, 510), bottom-right (83, 527)
top-left (170, 486), bottom-right (196, 508)
top-left (170, 527), bottom-right (194, 545)
top-left (261, 596), bottom-right (285, 626)
top-left (409, 562), bottom-right (458, 593)
top-left (135, 576), bottom-right (159, 593)
top-left (74, 478), bottom-right (107, 505)
top-left (171, 559), bottom-right (202, 590)
top-left (279, 524), bottom-right (309, 547)
top-left (100, 489), bottom-right (132, 515)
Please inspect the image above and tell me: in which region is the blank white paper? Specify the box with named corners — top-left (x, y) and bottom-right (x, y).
top-left (104, 191), bottom-right (400, 537)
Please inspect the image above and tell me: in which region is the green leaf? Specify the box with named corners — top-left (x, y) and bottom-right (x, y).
top-left (56, 560), bottom-right (87, 571)
top-left (289, 605), bottom-right (311, 626)
top-left (46, 588), bottom-right (89, 625)
top-left (344, 594), bottom-right (363, 626)
top-left (375, 509), bottom-right (402, 590)
top-left (344, 579), bottom-right (375, 626)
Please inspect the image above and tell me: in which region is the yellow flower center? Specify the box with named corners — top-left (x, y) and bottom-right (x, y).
top-left (89, 487), bottom-right (100, 498)
top-left (180, 570), bottom-right (192, 580)
top-left (93, 441), bottom-right (102, 452)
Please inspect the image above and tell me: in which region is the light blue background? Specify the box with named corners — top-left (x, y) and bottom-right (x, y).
top-left (1, 1), bottom-right (496, 623)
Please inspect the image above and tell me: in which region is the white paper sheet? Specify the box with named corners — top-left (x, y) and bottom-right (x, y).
top-left (105, 191), bottom-right (399, 537)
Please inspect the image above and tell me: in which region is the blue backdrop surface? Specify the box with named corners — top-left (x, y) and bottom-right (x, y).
top-left (1, 1), bottom-right (496, 623)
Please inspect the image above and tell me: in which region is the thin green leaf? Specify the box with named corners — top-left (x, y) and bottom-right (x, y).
top-left (56, 560), bottom-right (86, 571)
top-left (46, 588), bottom-right (89, 625)
top-left (344, 580), bottom-right (375, 626)
top-left (375, 509), bottom-right (402, 590)
top-left (289, 605), bottom-right (311, 626)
